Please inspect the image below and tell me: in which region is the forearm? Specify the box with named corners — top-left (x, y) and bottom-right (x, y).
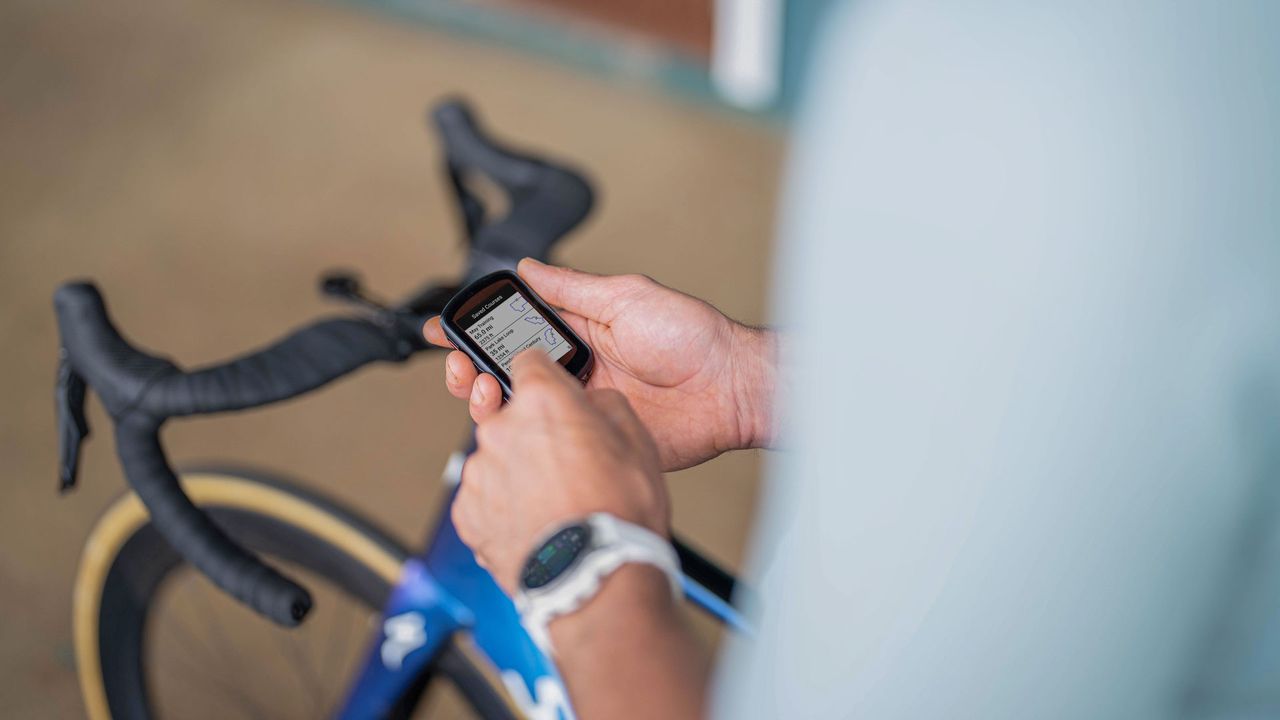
top-left (549, 565), bottom-right (709, 719)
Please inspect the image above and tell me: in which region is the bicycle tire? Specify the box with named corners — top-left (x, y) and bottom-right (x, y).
top-left (73, 469), bottom-right (518, 720)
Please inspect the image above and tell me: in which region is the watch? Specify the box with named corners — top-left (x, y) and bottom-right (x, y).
top-left (514, 513), bottom-right (682, 653)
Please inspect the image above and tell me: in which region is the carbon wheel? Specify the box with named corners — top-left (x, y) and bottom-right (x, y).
top-left (73, 470), bottom-right (517, 720)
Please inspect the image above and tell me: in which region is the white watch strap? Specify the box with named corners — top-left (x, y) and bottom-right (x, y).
top-left (518, 513), bottom-right (681, 653)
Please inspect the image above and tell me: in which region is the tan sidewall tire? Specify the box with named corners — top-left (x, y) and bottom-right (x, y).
top-left (72, 472), bottom-right (405, 720)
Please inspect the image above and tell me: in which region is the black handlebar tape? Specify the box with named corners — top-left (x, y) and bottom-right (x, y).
top-left (53, 282), bottom-right (410, 627)
top-left (432, 100), bottom-right (594, 265)
top-left (54, 282), bottom-right (182, 419)
top-left (433, 100), bottom-right (542, 191)
top-left (148, 316), bottom-right (408, 417)
top-left (55, 282), bottom-right (408, 419)
top-left (115, 416), bottom-right (311, 625)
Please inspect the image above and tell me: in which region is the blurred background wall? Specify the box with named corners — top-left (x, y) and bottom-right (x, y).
top-left (0, 0), bottom-right (792, 715)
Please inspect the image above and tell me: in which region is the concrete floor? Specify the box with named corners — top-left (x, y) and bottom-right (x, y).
top-left (0, 0), bottom-right (782, 716)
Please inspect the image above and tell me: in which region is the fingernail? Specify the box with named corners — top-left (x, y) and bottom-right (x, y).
top-left (471, 383), bottom-right (486, 405)
top-left (445, 363), bottom-right (457, 386)
top-left (519, 257), bottom-right (544, 270)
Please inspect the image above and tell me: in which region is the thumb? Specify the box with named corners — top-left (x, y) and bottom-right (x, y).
top-left (518, 258), bottom-right (619, 321)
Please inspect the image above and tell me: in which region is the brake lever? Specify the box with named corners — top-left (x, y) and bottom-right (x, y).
top-left (55, 352), bottom-right (90, 492)
top-left (445, 162), bottom-right (486, 243)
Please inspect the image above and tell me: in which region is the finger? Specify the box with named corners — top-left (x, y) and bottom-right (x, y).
top-left (510, 349), bottom-right (583, 404)
top-left (453, 458), bottom-right (491, 544)
top-left (445, 351), bottom-right (478, 399)
top-left (422, 316), bottom-right (455, 349)
top-left (586, 388), bottom-right (635, 427)
top-left (518, 258), bottom-right (630, 322)
top-left (459, 451), bottom-right (479, 487)
top-left (469, 373), bottom-right (504, 423)
top-left (473, 406), bottom-right (516, 447)
top-left (450, 479), bottom-right (480, 543)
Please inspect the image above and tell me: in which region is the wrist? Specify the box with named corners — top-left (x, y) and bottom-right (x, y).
top-left (547, 564), bottom-right (680, 651)
top-left (516, 513), bottom-right (680, 653)
top-left (727, 323), bottom-right (779, 451)
top-left (545, 564), bottom-right (709, 720)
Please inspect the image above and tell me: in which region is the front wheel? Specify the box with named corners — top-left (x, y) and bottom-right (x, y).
top-left (73, 469), bottom-right (517, 720)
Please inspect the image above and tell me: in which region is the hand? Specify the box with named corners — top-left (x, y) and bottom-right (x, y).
top-left (423, 259), bottom-right (777, 470)
top-left (453, 350), bottom-right (669, 593)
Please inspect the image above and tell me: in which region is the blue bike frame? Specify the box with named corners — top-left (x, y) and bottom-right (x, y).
top-left (336, 467), bottom-right (751, 719)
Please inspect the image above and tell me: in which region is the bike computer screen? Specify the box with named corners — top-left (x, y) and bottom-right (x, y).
top-left (440, 270), bottom-right (593, 399)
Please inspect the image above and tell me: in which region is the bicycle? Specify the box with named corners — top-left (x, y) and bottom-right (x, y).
top-left (53, 99), bottom-right (748, 720)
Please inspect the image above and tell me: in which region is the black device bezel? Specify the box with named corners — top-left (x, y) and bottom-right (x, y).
top-left (440, 269), bottom-right (594, 399)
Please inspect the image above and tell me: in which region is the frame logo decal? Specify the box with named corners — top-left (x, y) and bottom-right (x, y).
top-left (501, 670), bottom-right (576, 720)
top-left (380, 611), bottom-right (428, 671)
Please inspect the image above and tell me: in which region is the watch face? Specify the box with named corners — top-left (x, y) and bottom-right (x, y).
top-left (521, 523), bottom-right (593, 590)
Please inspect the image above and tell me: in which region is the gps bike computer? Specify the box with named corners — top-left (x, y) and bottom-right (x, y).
top-left (440, 270), bottom-right (594, 399)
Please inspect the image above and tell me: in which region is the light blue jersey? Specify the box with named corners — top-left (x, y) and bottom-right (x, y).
top-left (716, 2), bottom-right (1280, 718)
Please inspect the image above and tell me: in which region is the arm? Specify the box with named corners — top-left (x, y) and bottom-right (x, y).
top-left (450, 350), bottom-right (709, 717)
top-left (549, 566), bottom-right (708, 719)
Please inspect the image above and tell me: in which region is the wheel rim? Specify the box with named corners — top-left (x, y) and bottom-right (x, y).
top-left (74, 474), bottom-right (406, 720)
top-left (146, 558), bottom-right (379, 719)
top-left (75, 473), bottom-right (517, 720)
